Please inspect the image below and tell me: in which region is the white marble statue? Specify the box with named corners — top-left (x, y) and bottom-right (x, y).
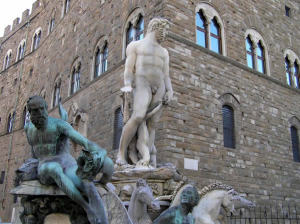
top-left (117, 18), bottom-right (173, 168)
top-left (171, 183), bottom-right (243, 224)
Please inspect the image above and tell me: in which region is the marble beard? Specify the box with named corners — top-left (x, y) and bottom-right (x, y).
top-left (117, 18), bottom-right (173, 168)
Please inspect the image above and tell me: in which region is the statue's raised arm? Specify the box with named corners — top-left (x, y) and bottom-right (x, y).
top-left (25, 95), bottom-right (113, 224)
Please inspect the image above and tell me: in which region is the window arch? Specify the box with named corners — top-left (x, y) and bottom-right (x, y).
top-left (32, 28), bottom-right (42, 51)
top-left (93, 39), bottom-right (109, 79)
top-left (113, 107), bottom-right (123, 150)
top-left (70, 59), bottom-right (81, 95)
top-left (245, 29), bottom-right (270, 75)
top-left (195, 3), bottom-right (226, 55)
top-left (3, 50), bottom-right (12, 70)
top-left (16, 40), bottom-right (26, 61)
top-left (122, 9), bottom-right (144, 58)
top-left (284, 49), bottom-right (300, 88)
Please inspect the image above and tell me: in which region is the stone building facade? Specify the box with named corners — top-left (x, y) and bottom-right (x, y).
top-left (0, 0), bottom-right (300, 221)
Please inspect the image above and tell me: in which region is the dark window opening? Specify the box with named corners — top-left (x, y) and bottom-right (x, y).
top-left (126, 23), bottom-right (134, 47)
top-left (29, 68), bottom-right (33, 77)
top-left (0, 171), bottom-right (5, 184)
top-left (285, 57), bottom-right (292, 86)
top-left (135, 16), bottom-right (144, 41)
top-left (285, 6), bottom-right (291, 17)
top-left (113, 107), bottom-right (123, 150)
top-left (94, 47), bottom-right (101, 78)
top-left (222, 105), bottom-right (235, 148)
top-left (291, 126), bottom-right (300, 162)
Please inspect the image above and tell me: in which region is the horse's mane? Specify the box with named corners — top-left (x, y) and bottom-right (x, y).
top-left (198, 183), bottom-right (234, 198)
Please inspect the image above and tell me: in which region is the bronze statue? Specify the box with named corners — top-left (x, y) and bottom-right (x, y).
top-left (153, 186), bottom-right (199, 224)
top-left (24, 96), bottom-right (114, 224)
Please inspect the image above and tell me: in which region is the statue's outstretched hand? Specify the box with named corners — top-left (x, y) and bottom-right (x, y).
top-left (92, 149), bottom-right (107, 169)
top-left (163, 90), bottom-right (173, 104)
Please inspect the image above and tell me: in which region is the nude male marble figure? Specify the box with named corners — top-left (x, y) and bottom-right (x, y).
top-left (117, 18), bottom-right (173, 167)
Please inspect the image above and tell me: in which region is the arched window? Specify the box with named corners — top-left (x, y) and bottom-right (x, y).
top-left (7, 112), bottom-right (15, 133)
top-left (210, 18), bottom-right (221, 54)
top-left (71, 65), bottom-right (80, 94)
top-left (285, 57), bottom-right (292, 86)
top-left (52, 83), bottom-right (60, 107)
top-left (293, 62), bottom-right (299, 88)
top-left (94, 42), bottom-right (108, 78)
top-left (3, 50), bottom-right (12, 70)
top-left (32, 29), bottom-right (42, 51)
top-left (17, 41), bottom-right (26, 61)
top-left (291, 126), bottom-right (300, 162)
top-left (222, 105), bottom-right (235, 148)
top-left (257, 41), bottom-right (265, 73)
top-left (195, 4), bottom-right (225, 55)
top-left (135, 16), bottom-right (144, 41)
top-left (245, 29), bottom-right (269, 75)
top-left (122, 10), bottom-right (145, 58)
top-left (196, 10), bottom-right (207, 48)
top-left (113, 107), bottom-right (123, 150)
top-left (246, 36), bottom-right (255, 69)
top-left (126, 22), bottom-right (134, 46)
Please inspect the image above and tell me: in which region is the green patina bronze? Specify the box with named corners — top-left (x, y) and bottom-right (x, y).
top-left (153, 186), bottom-right (200, 224)
top-left (24, 95), bottom-right (114, 224)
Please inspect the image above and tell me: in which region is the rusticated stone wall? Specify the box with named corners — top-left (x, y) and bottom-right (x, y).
top-left (0, 0), bottom-right (299, 221)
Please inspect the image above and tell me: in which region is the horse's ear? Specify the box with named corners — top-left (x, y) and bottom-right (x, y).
top-left (227, 189), bottom-right (238, 195)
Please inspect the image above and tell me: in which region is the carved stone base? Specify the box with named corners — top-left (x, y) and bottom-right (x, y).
top-left (11, 181), bottom-right (132, 224)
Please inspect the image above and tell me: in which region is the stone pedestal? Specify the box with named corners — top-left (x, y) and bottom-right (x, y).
top-left (11, 181), bottom-right (132, 224)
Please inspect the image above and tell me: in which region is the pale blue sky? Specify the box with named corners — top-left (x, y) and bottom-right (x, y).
top-left (0, 0), bottom-right (36, 37)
